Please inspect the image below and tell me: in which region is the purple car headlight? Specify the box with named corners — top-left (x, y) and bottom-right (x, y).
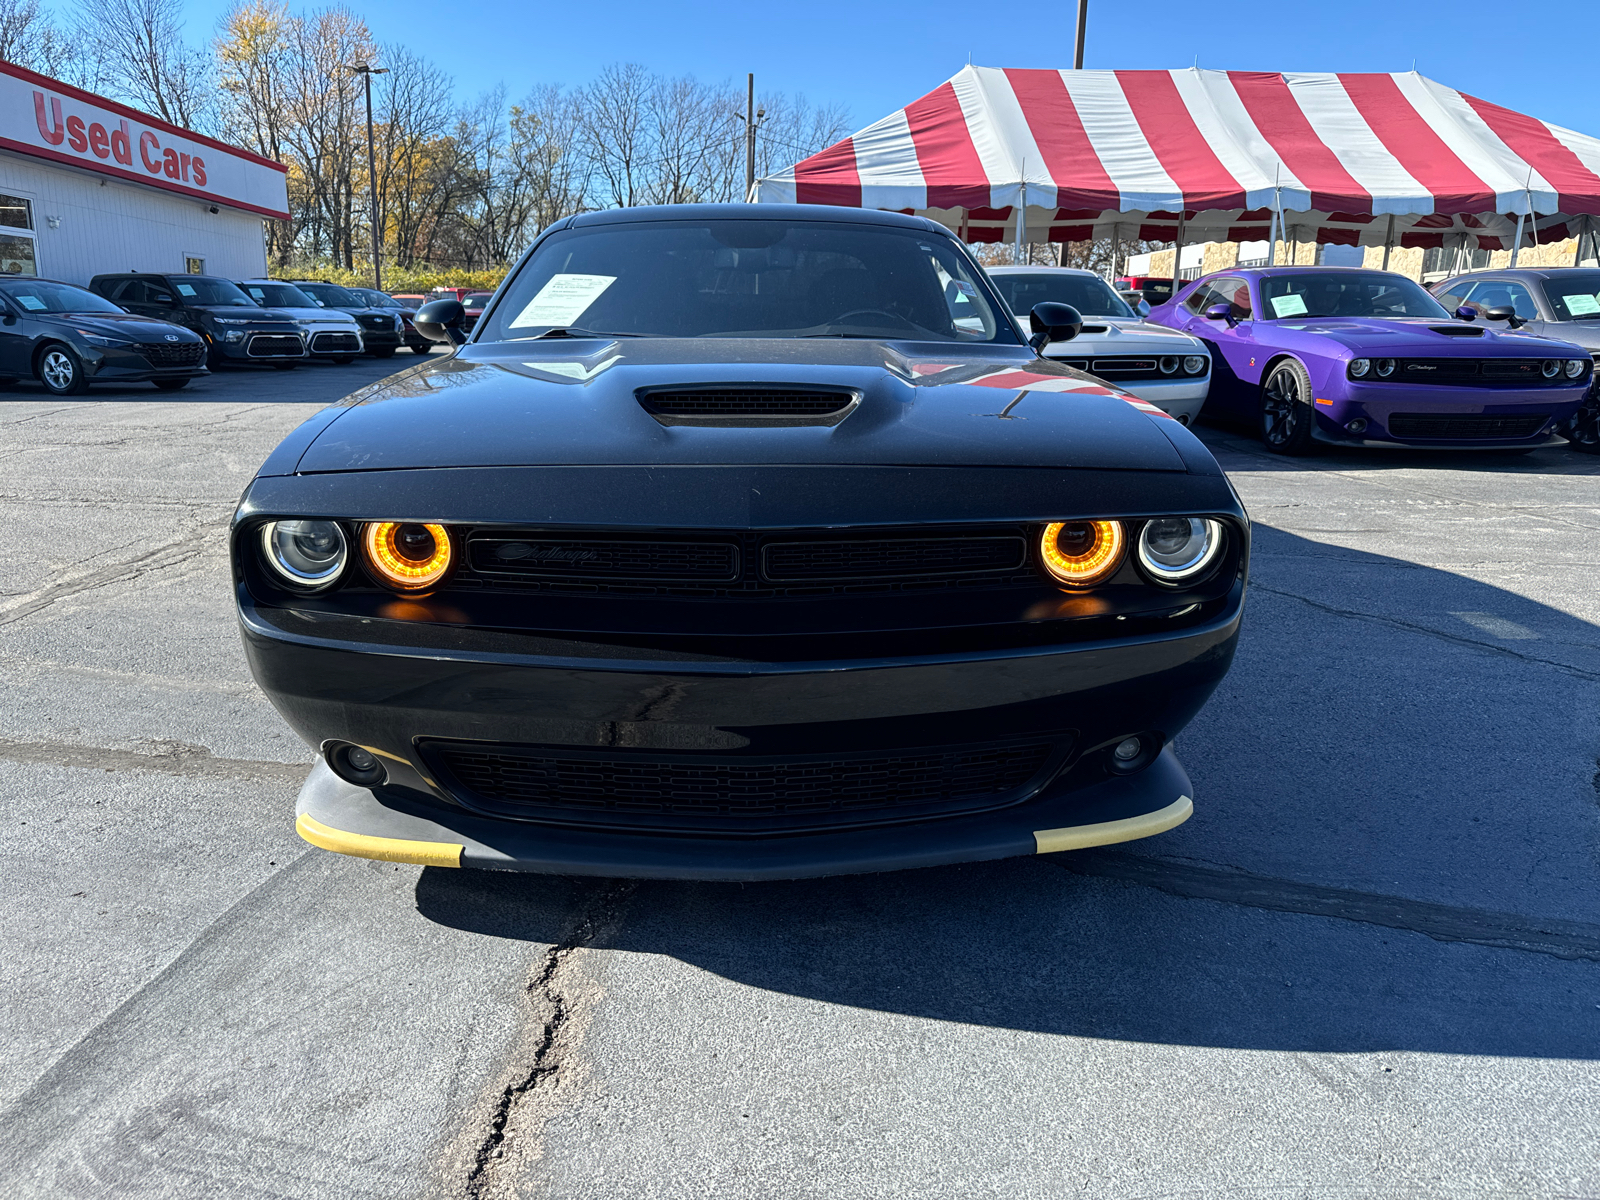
top-left (1349, 358), bottom-right (1371, 379)
top-left (1565, 358), bottom-right (1589, 379)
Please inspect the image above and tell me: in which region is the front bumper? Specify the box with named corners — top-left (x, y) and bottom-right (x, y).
top-left (209, 328), bottom-right (308, 361)
top-left (1311, 381), bottom-right (1586, 447)
top-left (83, 344), bottom-right (208, 381)
top-left (1109, 376), bottom-right (1210, 424)
top-left (306, 329), bottom-right (364, 358)
top-left (240, 585), bottom-right (1241, 879)
top-left (358, 328), bottom-right (403, 350)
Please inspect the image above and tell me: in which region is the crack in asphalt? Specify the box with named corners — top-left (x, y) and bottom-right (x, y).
top-left (1059, 851), bottom-right (1600, 962)
top-left (1251, 583), bottom-right (1600, 681)
top-left (0, 737), bottom-right (311, 784)
top-left (457, 880), bottom-right (637, 1200)
top-left (0, 515), bottom-right (225, 627)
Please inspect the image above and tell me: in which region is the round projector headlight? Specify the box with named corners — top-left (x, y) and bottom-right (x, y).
top-left (1137, 517), bottom-right (1224, 585)
top-left (363, 522), bottom-right (453, 591)
top-left (1564, 358), bottom-right (1587, 379)
top-left (1183, 355), bottom-right (1207, 375)
top-left (260, 519), bottom-right (347, 589)
top-left (1039, 520), bottom-right (1125, 587)
top-left (1159, 356), bottom-right (1179, 375)
top-left (1542, 359), bottom-right (1561, 378)
top-left (1349, 358), bottom-right (1371, 378)
top-left (1375, 358), bottom-right (1396, 378)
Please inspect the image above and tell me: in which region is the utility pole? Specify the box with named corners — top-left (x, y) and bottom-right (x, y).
top-left (1072, 0), bottom-right (1088, 69)
top-left (743, 74), bottom-right (765, 201)
top-left (344, 61), bottom-right (389, 290)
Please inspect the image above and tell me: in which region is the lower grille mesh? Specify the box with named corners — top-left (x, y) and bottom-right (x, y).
top-left (1386, 413), bottom-right (1548, 439)
top-left (422, 737), bottom-right (1059, 831)
top-left (132, 341), bottom-right (205, 367)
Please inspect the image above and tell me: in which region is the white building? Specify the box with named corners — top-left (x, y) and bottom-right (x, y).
top-left (0, 63), bottom-right (288, 284)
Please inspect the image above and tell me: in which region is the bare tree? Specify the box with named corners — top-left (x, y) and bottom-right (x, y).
top-left (0, 0), bottom-right (75, 76)
top-left (75, 0), bottom-right (213, 129)
top-left (581, 62), bottom-right (651, 209)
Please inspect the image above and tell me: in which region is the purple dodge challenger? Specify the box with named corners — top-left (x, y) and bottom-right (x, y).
top-left (1147, 267), bottom-right (1593, 454)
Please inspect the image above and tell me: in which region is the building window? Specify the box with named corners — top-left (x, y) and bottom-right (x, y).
top-left (185, 256), bottom-right (205, 275)
top-left (0, 193), bottom-right (37, 275)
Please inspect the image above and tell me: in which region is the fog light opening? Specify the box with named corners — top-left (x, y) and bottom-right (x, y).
top-left (326, 741), bottom-right (388, 788)
top-left (1345, 417), bottom-right (1368, 433)
top-left (1106, 734), bottom-right (1160, 774)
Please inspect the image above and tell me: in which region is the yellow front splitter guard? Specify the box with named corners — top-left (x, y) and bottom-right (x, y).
top-left (1033, 795), bottom-right (1193, 854)
top-left (296, 812), bottom-right (464, 868)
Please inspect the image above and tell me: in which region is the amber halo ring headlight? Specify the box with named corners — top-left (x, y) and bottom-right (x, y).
top-left (1137, 517), bottom-right (1225, 585)
top-left (1040, 520), bottom-right (1125, 587)
top-left (260, 519), bottom-right (348, 591)
top-left (362, 522), bottom-right (454, 591)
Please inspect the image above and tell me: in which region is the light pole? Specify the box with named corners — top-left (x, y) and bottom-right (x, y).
top-left (343, 62), bottom-right (388, 290)
top-left (742, 73), bottom-right (765, 201)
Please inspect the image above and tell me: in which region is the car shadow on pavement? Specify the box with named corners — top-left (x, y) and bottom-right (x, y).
top-left (413, 525), bottom-right (1600, 1060)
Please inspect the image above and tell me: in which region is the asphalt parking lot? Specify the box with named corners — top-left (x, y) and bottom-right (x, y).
top-left (2, 364), bottom-right (1599, 1198)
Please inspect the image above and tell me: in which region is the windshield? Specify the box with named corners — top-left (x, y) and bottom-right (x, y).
top-left (0, 280), bottom-right (123, 314)
top-left (297, 283), bottom-right (361, 308)
top-left (463, 292), bottom-right (492, 312)
top-left (353, 289), bottom-right (400, 308)
top-left (172, 277), bottom-right (255, 306)
top-left (989, 271), bottom-right (1135, 319)
top-left (1540, 272), bottom-right (1600, 320)
top-left (242, 282), bottom-right (315, 308)
top-left (1259, 272), bottom-right (1448, 320)
top-left (479, 219), bottom-right (1016, 343)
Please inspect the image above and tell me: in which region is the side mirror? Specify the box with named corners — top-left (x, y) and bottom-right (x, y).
top-left (1454, 305), bottom-right (1478, 321)
top-left (1028, 301), bottom-right (1082, 352)
top-left (1203, 303), bottom-right (1237, 327)
top-left (152, 294), bottom-right (174, 305)
top-left (1482, 304), bottom-right (1525, 329)
top-left (415, 298), bottom-right (467, 345)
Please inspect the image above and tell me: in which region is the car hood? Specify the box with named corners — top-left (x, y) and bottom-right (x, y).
top-left (1041, 318), bottom-right (1205, 356)
top-left (296, 338), bottom-right (1191, 474)
top-left (196, 305), bottom-right (299, 324)
top-left (276, 306), bottom-right (360, 327)
top-left (51, 312), bottom-right (204, 340)
top-left (1266, 316), bottom-right (1589, 356)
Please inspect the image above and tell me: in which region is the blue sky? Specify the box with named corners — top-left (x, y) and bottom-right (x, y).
top-left (190, 0), bottom-right (1600, 139)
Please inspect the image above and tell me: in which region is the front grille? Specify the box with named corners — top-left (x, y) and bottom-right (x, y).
top-left (1390, 358), bottom-right (1563, 385)
top-left (638, 388), bottom-right (857, 426)
top-left (359, 314), bottom-right (394, 330)
top-left (421, 736), bottom-right (1061, 832)
top-left (1386, 413), bottom-right (1549, 439)
top-left (310, 331), bottom-right (361, 353)
top-left (132, 341), bottom-right (204, 368)
top-left (246, 333), bottom-right (304, 358)
top-left (1053, 355), bottom-right (1196, 381)
top-left (461, 527), bottom-right (1040, 597)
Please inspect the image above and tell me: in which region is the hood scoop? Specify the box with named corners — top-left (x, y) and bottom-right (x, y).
top-left (1429, 325), bottom-right (1485, 336)
top-left (637, 386), bottom-right (861, 428)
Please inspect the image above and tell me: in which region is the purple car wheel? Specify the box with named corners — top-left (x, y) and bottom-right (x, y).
top-left (1562, 383), bottom-right (1600, 455)
top-left (1260, 359), bottom-right (1316, 455)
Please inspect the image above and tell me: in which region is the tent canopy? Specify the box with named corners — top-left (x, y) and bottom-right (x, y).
top-left (753, 67), bottom-right (1600, 251)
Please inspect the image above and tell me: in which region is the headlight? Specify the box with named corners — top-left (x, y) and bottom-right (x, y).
top-left (214, 317), bottom-right (251, 325)
top-left (1375, 358), bottom-right (1396, 378)
top-left (260, 519), bottom-right (348, 590)
top-left (1158, 356), bottom-right (1178, 375)
top-left (1183, 355), bottom-right (1207, 375)
top-left (1542, 359), bottom-right (1560, 378)
top-left (1039, 520), bottom-right (1124, 587)
top-left (1137, 518), bottom-right (1224, 585)
top-left (1565, 358), bottom-right (1587, 379)
top-left (224, 330), bottom-right (245, 342)
top-left (76, 330), bottom-right (130, 347)
top-left (363, 521), bottom-right (453, 591)
top-left (1349, 358), bottom-right (1370, 378)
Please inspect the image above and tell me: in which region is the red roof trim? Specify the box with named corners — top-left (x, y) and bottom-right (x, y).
top-left (0, 61), bottom-right (287, 173)
top-left (0, 138), bottom-right (291, 219)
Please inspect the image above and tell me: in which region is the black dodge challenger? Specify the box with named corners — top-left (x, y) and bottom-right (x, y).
top-left (234, 204), bottom-right (1248, 880)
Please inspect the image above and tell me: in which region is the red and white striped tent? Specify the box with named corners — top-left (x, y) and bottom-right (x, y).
top-left (753, 66), bottom-right (1600, 254)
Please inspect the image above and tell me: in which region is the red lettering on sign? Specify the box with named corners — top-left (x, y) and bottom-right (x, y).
top-left (178, 151), bottom-right (191, 182)
top-left (162, 147), bottom-right (180, 179)
top-left (87, 122), bottom-right (109, 158)
top-left (110, 119), bottom-right (131, 166)
top-left (191, 156), bottom-right (206, 187)
top-left (32, 91), bottom-right (63, 145)
top-left (139, 130), bottom-right (161, 173)
top-left (67, 115), bottom-right (86, 153)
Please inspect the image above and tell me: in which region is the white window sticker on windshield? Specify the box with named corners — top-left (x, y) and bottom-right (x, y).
top-left (1270, 293), bottom-right (1308, 317)
top-left (16, 294), bottom-right (45, 311)
top-left (1565, 293), bottom-right (1600, 315)
top-left (176, 283), bottom-right (197, 297)
top-left (509, 274), bottom-right (617, 328)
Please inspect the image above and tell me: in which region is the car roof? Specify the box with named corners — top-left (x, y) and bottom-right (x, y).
top-left (0, 276), bottom-right (89, 288)
top-left (1436, 267), bottom-right (1596, 283)
top-left (563, 202), bottom-right (948, 235)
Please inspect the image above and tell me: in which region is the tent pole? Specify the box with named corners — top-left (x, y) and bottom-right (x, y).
top-left (1268, 191), bottom-right (1280, 266)
top-left (1015, 182), bottom-right (1027, 266)
top-left (1170, 209), bottom-right (1186, 299)
top-left (1381, 213), bottom-right (1394, 270)
top-left (1511, 211), bottom-right (1525, 267)
top-left (1511, 187), bottom-right (1529, 268)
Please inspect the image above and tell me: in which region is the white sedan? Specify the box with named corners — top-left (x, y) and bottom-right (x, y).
top-left (986, 267), bottom-right (1212, 425)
